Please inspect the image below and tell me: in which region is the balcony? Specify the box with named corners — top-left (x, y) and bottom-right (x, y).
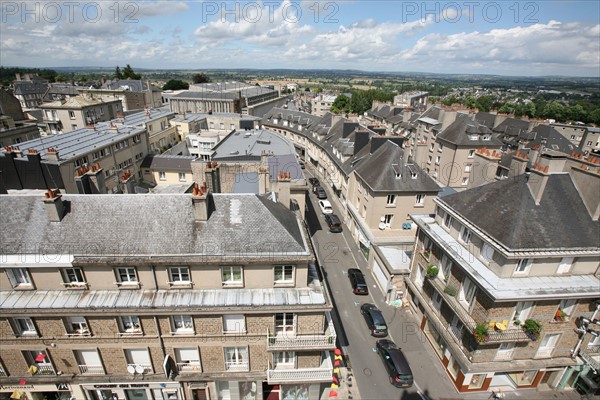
top-left (78, 365), bottom-right (105, 375)
top-left (267, 353), bottom-right (333, 384)
top-left (225, 361), bottom-right (249, 372)
top-left (267, 312), bottom-right (336, 351)
top-left (426, 276), bottom-right (531, 344)
top-left (127, 363), bottom-right (153, 374)
top-left (176, 362), bottom-right (202, 373)
top-left (36, 364), bottom-right (56, 375)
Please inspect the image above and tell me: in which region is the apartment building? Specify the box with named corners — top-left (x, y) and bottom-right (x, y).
top-left (141, 155), bottom-right (196, 186)
top-left (120, 109), bottom-right (178, 154)
top-left (12, 75), bottom-right (48, 109)
top-left (406, 151), bottom-right (600, 393)
top-left (311, 95), bottom-right (337, 117)
top-left (0, 115), bottom-right (40, 148)
top-left (78, 80), bottom-right (163, 111)
top-left (394, 91), bottom-right (428, 110)
top-left (0, 189), bottom-right (335, 400)
top-left (40, 96), bottom-right (123, 134)
top-left (0, 124), bottom-right (149, 194)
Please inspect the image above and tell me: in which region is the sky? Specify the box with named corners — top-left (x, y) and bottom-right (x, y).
top-left (1, 0), bottom-right (599, 77)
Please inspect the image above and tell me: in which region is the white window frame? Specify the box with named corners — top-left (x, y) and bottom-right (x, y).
top-left (223, 314), bottom-right (246, 334)
top-left (511, 301), bottom-right (533, 325)
top-left (275, 313), bottom-right (296, 335)
top-left (224, 347), bottom-right (248, 370)
top-left (558, 299), bottom-right (577, 320)
top-left (115, 267), bottom-right (138, 286)
top-left (6, 268), bottom-right (32, 288)
top-left (382, 214), bottom-right (393, 227)
top-left (178, 172), bottom-right (186, 182)
top-left (415, 194), bottom-right (425, 205)
top-left (514, 258), bottom-right (532, 275)
top-left (536, 333), bottom-right (560, 358)
top-left (480, 243), bottom-right (494, 263)
top-left (67, 316), bottom-right (90, 335)
top-left (464, 163), bottom-right (472, 173)
top-left (468, 149), bottom-right (475, 158)
top-left (443, 212), bottom-right (453, 229)
top-left (69, 110), bottom-right (75, 119)
top-left (459, 226), bottom-right (472, 244)
top-left (274, 265), bottom-right (294, 284)
top-left (221, 266), bottom-right (243, 286)
top-left (458, 277), bottom-right (476, 311)
top-left (440, 254), bottom-right (452, 283)
top-left (62, 267), bottom-right (86, 285)
top-left (169, 266), bottom-right (191, 285)
top-left (386, 194), bottom-right (396, 205)
top-left (159, 171), bottom-right (166, 181)
top-left (274, 351), bottom-right (296, 368)
top-left (14, 317), bottom-right (37, 336)
top-left (172, 315), bottom-right (194, 334)
top-left (462, 177), bottom-right (469, 185)
top-left (119, 316), bottom-right (142, 335)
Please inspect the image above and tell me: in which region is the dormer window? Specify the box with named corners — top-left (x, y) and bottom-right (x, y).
top-left (470, 134), bottom-right (479, 140)
top-left (482, 134), bottom-right (491, 141)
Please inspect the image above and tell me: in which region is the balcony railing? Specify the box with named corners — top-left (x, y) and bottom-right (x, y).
top-left (225, 361), bottom-right (249, 372)
top-left (267, 312), bottom-right (336, 350)
top-left (78, 364), bottom-right (105, 375)
top-left (580, 350), bottom-right (600, 371)
top-left (176, 362), bottom-right (202, 373)
top-left (427, 276), bottom-right (531, 344)
top-left (267, 352), bottom-right (333, 384)
top-left (36, 364), bottom-right (56, 375)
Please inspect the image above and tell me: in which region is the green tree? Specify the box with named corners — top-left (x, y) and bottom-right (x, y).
top-left (542, 101), bottom-right (566, 121)
top-left (115, 66), bottom-right (124, 80)
top-left (475, 96), bottom-right (494, 112)
top-left (331, 94), bottom-right (351, 114)
top-left (122, 64), bottom-right (141, 80)
top-left (192, 73), bottom-right (210, 84)
top-left (162, 79), bottom-right (189, 90)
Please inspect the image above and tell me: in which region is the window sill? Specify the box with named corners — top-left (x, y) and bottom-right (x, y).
top-left (12, 284), bottom-right (34, 291)
top-left (274, 282), bottom-right (295, 288)
top-left (414, 204), bottom-right (425, 208)
top-left (115, 282), bottom-right (141, 289)
top-left (63, 282), bottom-right (88, 290)
top-left (170, 331), bottom-right (195, 336)
top-left (168, 281), bottom-right (193, 288)
top-left (222, 283), bottom-right (243, 288)
top-left (385, 204), bottom-right (396, 208)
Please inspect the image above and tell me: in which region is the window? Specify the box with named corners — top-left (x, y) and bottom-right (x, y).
top-left (178, 172), bottom-right (186, 182)
top-left (274, 351), bottom-right (295, 368)
top-left (462, 177), bottom-right (469, 185)
top-left (115, 267), bottom-right (138, 285)
top-left (468, 149), bottom-right (475, 158)
top-left (438, 143), bottom-right (443, 152)
top-left (458, 277), bottom-right (476, 310)
top-left (67, 316), bottom-right (90, 335)
top-left (222, 266), bottom-right (243, 286)
top-left (224, 347), bottom-right (248, 371)
top-left (468, 374), bottom-right (486, 389)
top-left (13, 318), bottom-right (37, 336)
top-left (23, 350), bottom-right (54, 375)
top-left (125, 349), bottom-right (152, 373)
top-left (443, 213), bottom-right (453, 229)
top-left (132, 134), bottom-right (141, 144)
top-left (175, 348), bottom-right (201, 371)
top-left (99, 107), bottom-right (104, 116)
top-left (69, 111), bottom-right (75, 119)
top-left (496, 342), bottom-right (516, 360)
top-left (275, 313), bottom-right (295, 335)
top-left (481, 243), bottom-right (494, 263)
top-left (482, 134), bottom-right (491, 141)
top-left (440, 254), bottom-right (453, 283)
top-left (430, 143), bottom-right (435, 151)
top-left (536, 333), bottom-right (560, 358)
top-left (169, 267), bottom-right (190, 284)
top-left (220, 123), bottom-right (225, 130)
top-left (558, 299), bottom-right (577, 320)
top-left (511, 301), bottom-right (533, 324)
top-left (119, 316), bottom-right (142, 334)
top-left (172, 315), bottom-right (194, 333)
top-left (415, 194), bottom-right (425, 205)
top-left (223, 314), bottom-right (246, 333)
top-left (71, 124), bottom-right (78, 130)
top-left (386, 195), bottom-right (396, 205)
top-left (230, 124), bottom-right (235, 130)
top-left (75, 350), bottom-right (103, 374)
top-left (159, 171), bottom-right (166, 180)
top-left (382, 214), bottom-right (393, 227)
top-left (6, 268), bottom-right (32, 288)
top-left (587, 333), bottom-right (600, 350)
top-left (514, 258), bottom-right (532, 275)
top-left (62, 268), bottom-right (86, 285)
top-left (459, 226), bottom-right (472, 244)
top-left (557, 257), bottom-right (574, 274)
top-left (274, 265), bottom-right (294, 284)
top-left (427, 155), bottom-right (432, 164)
top-left (435, 155), bottom-right (440, 165)
top-left (464, 163), bottom-right (472, 172)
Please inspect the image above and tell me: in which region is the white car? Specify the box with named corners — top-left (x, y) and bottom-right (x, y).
top-left (319, 200), bottom-right (333, 214)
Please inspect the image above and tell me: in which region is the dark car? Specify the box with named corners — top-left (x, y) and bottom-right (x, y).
top-left (360, 304), bottom-right (388, 337)
top-left (315, 186), bottom-right (327, 199)
top-left (324, 214), bottom-right (343, 233)
top-left (308, 177), bottom-right (320, 187)
top-left (376, 339), bottom-right (414, 388)
top-left (347, 268), bottom-right (368, 295)
top-left (299, 161), bottom-right (305, 169)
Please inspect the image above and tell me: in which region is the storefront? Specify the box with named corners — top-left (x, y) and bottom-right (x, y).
top-left (81, 382), bottom-right (181, 400)
top-left (0, 383), bottom-right (72, 400)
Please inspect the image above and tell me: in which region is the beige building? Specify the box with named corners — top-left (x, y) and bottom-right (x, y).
top-left (406, 151), bottom-right (600, 394)
top-left (141, 155), bottom-right (196, 186)
top-left (0, 115), bottom-right (40, 148)
top-left (40, 96), bottom-right (123, 134)
top-left (0, 190), bottom-right (335, 400)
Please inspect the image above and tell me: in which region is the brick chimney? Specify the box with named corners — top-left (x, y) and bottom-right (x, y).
top-left (569, 163), bottom-right (600, 221)
top-left (204, 160), bottom-right (221, 193)
top-left (509, 151), bottom-right (529, 178)
top-left (191, 182), bottom-right (213, 222)
top-left (527, 163), bottom-right (550, 205)
top-left (46, 148), bottom-right (60, 162)
top-left (12, 146), bottom-right (22, 158)
top-left (88, 163), bottom-right (106, 194)
top-left (258, 151), bottom-right (269, 195)
top-left (43, 189), bottom-right (65, 222)
top-left (74, 165), bottom-right (91, 194)
top-left (276, 171), bottom-right (291, 210)
top-left (120, 170), bottom-right (135, 194)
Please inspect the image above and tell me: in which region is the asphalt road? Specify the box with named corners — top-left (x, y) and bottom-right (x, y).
top-left (304, 170), bottom-right (440, 400)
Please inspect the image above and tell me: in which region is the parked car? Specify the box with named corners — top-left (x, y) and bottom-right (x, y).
top-left (347, 268), bottom-right (368, 295)
top-left (308, 177), bottom-right (320, 187)
top-left (299, 161), bottom-right (305, 169)
top-left (324, 214), bottom-right (343, 233)
top-left (360, 304), bottom-right (388, 337)
top-left (315, 187), bottom-right (327, 199)
top-left (318, 200), bottom-right (333, 214)
top-left (376, 339), bottom-right (414, 388)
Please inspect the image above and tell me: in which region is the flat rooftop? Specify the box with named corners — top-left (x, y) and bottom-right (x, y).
top-left (212, 129), bottom-right (296, 159)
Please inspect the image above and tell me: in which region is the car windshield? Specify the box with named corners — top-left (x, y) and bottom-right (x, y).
top-left (375, 325), bottom-right (387, 330)
top-left (398, 374), bottom-right (413, 380)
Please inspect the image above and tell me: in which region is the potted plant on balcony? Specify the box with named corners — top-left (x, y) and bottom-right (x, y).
top-left (523, 319), bottom-right (542, 340)
top-left (426, 264), bottom-right (439, 279)
top-left (554, 309), bottom-right (566, 322)
top-left (443, 284), bottom-right (458, 297)
top-left (422, 248), bottom-right (431, 260)
top-left (473, 323), bottom-right (489, 343)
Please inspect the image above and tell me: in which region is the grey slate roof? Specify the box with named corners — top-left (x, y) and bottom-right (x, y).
top-left (474, 112), bottom-right (497, 129)
top-left (13, 81), bottom-right (48, 95)
top-left (212, 129), bottom-right (296, 159)
top-left (439, 174), bottom-right (600, 251)
top-left (437, 114), bottom-right (503, 147)
top-left (529, 125), bottom-right (578, 154)
top-left (493, 117), bottom-right (532, 137)
top-left (0, 193), bottom-right (308, 258)
top-left (354, 141), bottom-right (441, 193)
top-left (104, 79), bottom-right (152, 92)
top-left (140, 155), bottom-right (196, 171)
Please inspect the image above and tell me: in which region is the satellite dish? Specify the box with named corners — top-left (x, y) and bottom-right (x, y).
top-left (135, 365), bottom-right (145, 374)
top-left (127, 365), bottom-right (136, 374)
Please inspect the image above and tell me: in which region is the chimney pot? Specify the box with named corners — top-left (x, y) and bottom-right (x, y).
top-left (43, 189), bottom-right (65, 222)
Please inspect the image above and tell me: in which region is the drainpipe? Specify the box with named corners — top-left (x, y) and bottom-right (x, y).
top-left (151, 263), bottom-right (167, 358)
